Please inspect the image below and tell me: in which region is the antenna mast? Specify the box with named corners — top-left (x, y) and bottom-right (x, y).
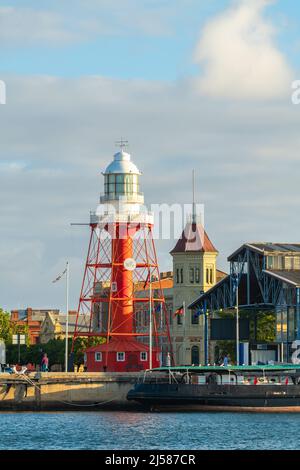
top-left (192, 169), bottom-right (196, 224)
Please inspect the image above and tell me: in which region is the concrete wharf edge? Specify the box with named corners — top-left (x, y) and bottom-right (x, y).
top-left (0, 372), bottom-right (144, 411)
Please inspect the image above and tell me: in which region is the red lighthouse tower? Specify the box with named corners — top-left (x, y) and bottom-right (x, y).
top-left (72, 145), bottom-right (172, 372)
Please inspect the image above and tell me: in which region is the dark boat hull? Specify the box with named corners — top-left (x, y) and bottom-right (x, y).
top-left (127, 383), bottom-right (300, 412)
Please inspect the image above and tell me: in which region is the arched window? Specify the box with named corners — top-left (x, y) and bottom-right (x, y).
top-left (191, 345), bottom-right (200, 365)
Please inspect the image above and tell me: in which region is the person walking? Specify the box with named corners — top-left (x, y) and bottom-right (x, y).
top-left (41, 353), bottom-right (49, 372)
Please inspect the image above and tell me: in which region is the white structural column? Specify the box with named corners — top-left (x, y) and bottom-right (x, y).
top-left (65, 261), bottom-right (70, 373)
top-left (236, 281), bottom-right (240, 366)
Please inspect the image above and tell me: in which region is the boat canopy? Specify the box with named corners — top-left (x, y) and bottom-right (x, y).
top-left (150, 365), bottom-right (300, 373)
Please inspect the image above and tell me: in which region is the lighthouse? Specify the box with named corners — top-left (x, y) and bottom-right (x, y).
top-left (72, 145), bottom-right (172, 372)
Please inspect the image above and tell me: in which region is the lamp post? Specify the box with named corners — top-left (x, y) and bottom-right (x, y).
top-left (65, 261), bottom-right (69, 373)
top-left (204, 299), bottom-right (208, 366)
top-left (235, 276), bottom-right (240, 366)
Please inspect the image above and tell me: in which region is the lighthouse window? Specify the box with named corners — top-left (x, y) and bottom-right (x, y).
top-left (116, 183), bottom-right (124, 194)
top-left (125, 175), bottom-right (133, 194)
top-left (95, 352), bottom-right (102, 362)
top-left (140, 352), bottom-right (147, 361)
top-left (117, 352), bottom-right (125, 362)
top-left (180, 268), bottom-right (183, 284)
top-left (189, 268), bottom-right (195, 284)
top-left (195, 268), bottom-right (200, 283)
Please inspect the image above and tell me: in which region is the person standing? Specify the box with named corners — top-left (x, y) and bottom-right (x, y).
top-left (166, 352), bottom-right (171, 367)
top-left (222, 354), bottom-right (229, 367)
top-left (41, 353), bottom-right (49, 372)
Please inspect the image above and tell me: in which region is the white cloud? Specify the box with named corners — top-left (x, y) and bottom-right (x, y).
top-left (194, 0), bottom-right (293, 100)
top-left (0, 7), bottom-right (78, 45)
top-left (0, 1), bottom-right (198, 45)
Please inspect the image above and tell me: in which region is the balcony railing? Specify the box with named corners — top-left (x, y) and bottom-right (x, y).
top-left (100, 192), bottom-right (144, 203)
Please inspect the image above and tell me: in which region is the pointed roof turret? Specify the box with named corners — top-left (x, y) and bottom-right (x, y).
top-left (171, 170), bottom-right (218, 254)
top-left (170, 222), bottom-right (218, 254)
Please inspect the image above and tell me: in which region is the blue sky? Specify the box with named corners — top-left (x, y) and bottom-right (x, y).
top-left (0, 0), bottom-right (225, 79)
top-left (1, 0), bottom-right (300, 310)
top-left (0, 0), bottom-right (299, 79)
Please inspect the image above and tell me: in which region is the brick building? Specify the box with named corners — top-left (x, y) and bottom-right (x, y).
top-left (10, 308), bottom-right (59, 345)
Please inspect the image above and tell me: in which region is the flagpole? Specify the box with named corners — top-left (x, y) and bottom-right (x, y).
top-left (149, 275), bottom-right (152, 370)
top-left (65, 261), bottom-right (69, 373)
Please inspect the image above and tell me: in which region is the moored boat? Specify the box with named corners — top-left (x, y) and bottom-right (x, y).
top-left (127, 365), bottom-right (300, 412)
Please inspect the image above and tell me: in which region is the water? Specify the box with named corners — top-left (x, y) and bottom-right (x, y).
top-left (1, 412), bottom-right (300, 450)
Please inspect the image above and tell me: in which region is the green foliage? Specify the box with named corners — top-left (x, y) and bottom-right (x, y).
top-left (216, 309), bottom-right (276, 343)
top-left (0, 309), bottom-right (12, 343)
top-left (0, 308), bottom-right (30, 346)
top-left (214, 309), bottom-right (276, 364)
top-left (6, 339), bottom-right (70, 367)
top-left (6, 336), bottom-right (106, 368)
top-left (256, 313), bottom-right (276, 343)
top-left (73, 336), bottom-right (105, 365)
top-left (216, 341), bottom-right (236, 363)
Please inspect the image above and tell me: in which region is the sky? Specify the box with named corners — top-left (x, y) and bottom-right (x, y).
top-left (1, 0), bottom-right (300, 311)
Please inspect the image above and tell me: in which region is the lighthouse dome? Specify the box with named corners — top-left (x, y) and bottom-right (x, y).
top-left (103, 150), bottom-right (141, 175)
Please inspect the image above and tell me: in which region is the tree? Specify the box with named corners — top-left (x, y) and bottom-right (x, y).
top-left (0, 308), bottom-right (12, 343)
top-left (73, 336), bottom-right (105, 365)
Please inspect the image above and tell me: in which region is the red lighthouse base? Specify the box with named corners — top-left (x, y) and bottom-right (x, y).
top-left (85, 339), bottom-right (160, 372)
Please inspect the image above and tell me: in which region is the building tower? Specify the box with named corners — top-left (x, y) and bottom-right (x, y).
top-left (72, 146), bottom-right (172, 372)
top-left (170, 172), bottom-right (219, 366)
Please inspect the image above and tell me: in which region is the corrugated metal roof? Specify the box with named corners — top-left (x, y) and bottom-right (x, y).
top-left (46, 312), bottom-right (90, 333)
top-left (228, 243), bottom-right (300, 261)
top-left (250, 243), bottom-right (300, 253)
top-left (86, 339), bottom-right (157, 352)
top-left (264, 270), bottom-right (300, 287)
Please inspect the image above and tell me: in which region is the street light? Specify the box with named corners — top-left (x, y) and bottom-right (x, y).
top-left (65, 261), bottom-right (70, 373)
top-left (232, 273), bottom-right (240, 366)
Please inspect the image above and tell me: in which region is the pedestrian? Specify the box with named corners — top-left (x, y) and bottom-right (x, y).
top-left (41, 353), bottom-right (49, 372)
top-left (221, 354), bottom-right (229, 367)
top-left (166, 352), bottom-right (171, 367)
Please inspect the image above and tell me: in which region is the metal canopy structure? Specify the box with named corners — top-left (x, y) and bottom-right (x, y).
top-left (189, 243), bottom-right (300, 361)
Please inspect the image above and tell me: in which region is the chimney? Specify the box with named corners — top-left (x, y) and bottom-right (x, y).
top-left (27, 308), bottom-right (33, 321)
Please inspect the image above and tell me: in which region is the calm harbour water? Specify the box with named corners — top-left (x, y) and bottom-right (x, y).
top-left (1, 412), bottom-right (300, 450)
